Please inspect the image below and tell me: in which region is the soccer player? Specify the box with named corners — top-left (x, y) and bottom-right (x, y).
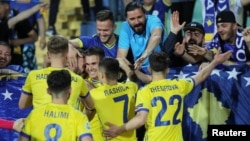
top-left (83, 47), bottom-right (105, 141)
top-left (19, 35), bottom-right (94, 114)
top-left (18, 70), bottom-right (93, 141)
top-left (84, 47), bottom-right (105, 87)
top-left (103, 49), bottom-right (232, 141)
top-left (90, 57), bottom-right (138, 141)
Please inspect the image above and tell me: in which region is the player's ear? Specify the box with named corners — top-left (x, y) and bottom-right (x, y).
top-left (47, 88), bottom-right (52, 95)
top-left (67, 87), bottom-right (71, 99)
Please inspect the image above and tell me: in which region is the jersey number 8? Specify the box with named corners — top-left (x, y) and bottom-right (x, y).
top-left (44, 123), bottom-right (62, 140)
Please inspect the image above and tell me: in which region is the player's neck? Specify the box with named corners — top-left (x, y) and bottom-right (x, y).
top-left (52, 98), bottom-right (67, 104)
top-left (107, 34), bottom-right (116, 45)
top-left (152, 72), bottom-right (166, 81)
top-left (105, 79), bottom-right (117, 86)
top-left (50, 59), bottom-right (67, 68)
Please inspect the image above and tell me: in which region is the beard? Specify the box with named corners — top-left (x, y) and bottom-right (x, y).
top-left (131, 23), bottom-right (146, 35)
top-left (185, 39), bottom-right (203, 53)
top-left (101, 35), bottom-right (113, 44)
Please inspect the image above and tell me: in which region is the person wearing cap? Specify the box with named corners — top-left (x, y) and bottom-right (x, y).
top-left (162, 11), bottom-right (207, 68)
top-left (200, 0), bottom-right (250, 43)
top-left (194, 10), bottom-right (250, 66)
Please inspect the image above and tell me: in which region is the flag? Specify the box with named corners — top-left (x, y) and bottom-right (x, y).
top-left (166, 64), bottom-right (250, 141)
top-left (0, 65), bottom-right (32, 141)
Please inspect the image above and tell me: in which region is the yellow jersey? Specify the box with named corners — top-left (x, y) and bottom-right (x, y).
top-left (136, 78), bottom-right (194, 141)
top-left (85, 77), bottom-right (104, 141)
top-left (20, 103), bottom-right (92, 141)
top-left (90, 81), bottom-right (138, 141)
top-left (22, 67), bottom-right (89, 110)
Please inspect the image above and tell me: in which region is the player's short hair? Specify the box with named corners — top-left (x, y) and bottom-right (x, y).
top-left (99, 57), bottom-right (119, 80)
top-left (47, 35), bottom-right (68, 54)
top-left (149, 52), bottom-right (169, 72)
top-left (47, 69), bottom-right (71, 95)
top-left (96, 9), bottom-right (115, 25)
top-left (84, 47), bottom-right (105, 61)
top-left (125, 1), bottom-right (145, 17)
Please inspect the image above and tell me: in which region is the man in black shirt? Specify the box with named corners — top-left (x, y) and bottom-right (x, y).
top-left (0, 0), bottom-right (41, 72)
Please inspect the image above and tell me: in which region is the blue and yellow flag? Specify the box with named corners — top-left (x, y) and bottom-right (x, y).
top-left (0, 65), bottom-right (32, 141)
top-left (167, 64), bottom-right (250, 141)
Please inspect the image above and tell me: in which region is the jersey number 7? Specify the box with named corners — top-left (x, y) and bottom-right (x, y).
top-left (113, 94), bottom-right (129, 123)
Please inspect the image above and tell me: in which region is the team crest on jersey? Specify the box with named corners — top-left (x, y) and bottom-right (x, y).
top-left (85, 122), bottom-right (91, 130)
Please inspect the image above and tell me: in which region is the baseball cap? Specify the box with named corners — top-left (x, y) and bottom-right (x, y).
top-left (216, 10), bottom-right (236, 23)
top-left (183, 22), bottom-right (205, 34)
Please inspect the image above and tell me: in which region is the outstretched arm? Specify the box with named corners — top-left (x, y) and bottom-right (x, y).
top-left (68, 39), bottom-right (83, 68)
top-left (103, 111), bottom-right (148, 139)
top-left (134, 28), bottom-right (163, 69)
top-left (134, 69), bottom-right (152, 84)
top-left (37, 16), bottom-right (46, 49)
top-left (18, 93), bottom-right (33, 109)
top-left (0, 118), bottom-right (24, 132)
top-left (8, 3), bottom-right (48, 28)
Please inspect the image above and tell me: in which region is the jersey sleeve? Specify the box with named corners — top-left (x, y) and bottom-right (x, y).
top-left (79, 78), bottom-right (89, 98)
top-left (148, 15), bottom-right (164, 33)
top-left (22, 72), bottom-right (33, 95)
top-left (135, 88), bottom-right (150, 113)
top-left (76, 112), bottom-right (92, 140)
top-left (77, 36), bottom-right (95, 49)
top-left (179, 78), bottom-right (195, 95)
